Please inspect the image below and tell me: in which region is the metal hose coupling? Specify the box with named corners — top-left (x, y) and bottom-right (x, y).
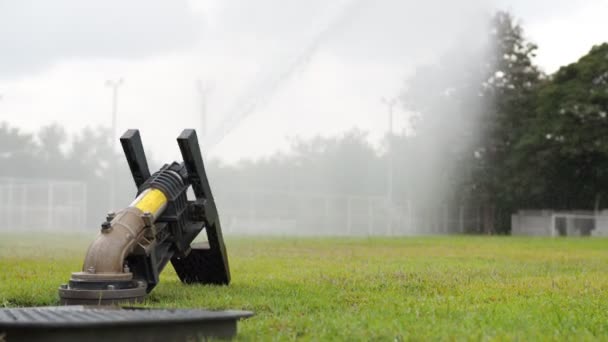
top-left (59, 188), bottom-right (168, 305)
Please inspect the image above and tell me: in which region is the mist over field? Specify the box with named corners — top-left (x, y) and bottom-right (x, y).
top-left (0, 0), bottom-right (607, 236)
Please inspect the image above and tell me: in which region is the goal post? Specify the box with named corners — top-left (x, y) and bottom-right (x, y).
top-left (549, 212), bottom-right (597, 237)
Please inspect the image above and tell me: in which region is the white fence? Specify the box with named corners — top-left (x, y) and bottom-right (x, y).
top-left (218, 192), bottom-right (395, 236)
top-left (0, 178), bottom-right (87, 232)
top-left (215, 190), bottom-right (476, 236)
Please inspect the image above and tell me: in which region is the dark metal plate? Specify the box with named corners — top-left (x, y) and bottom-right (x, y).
top-left (0, 306), bottom-right (253, 341)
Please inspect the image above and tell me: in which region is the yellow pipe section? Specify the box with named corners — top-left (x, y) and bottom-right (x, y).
top-left (131, 188), bottom-right (168, 220)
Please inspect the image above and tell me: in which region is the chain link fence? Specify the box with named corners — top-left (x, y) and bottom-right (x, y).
top-left (0, 178), bottom-right (87, 232)
top-left (215, 190), bottom-right (480, 236)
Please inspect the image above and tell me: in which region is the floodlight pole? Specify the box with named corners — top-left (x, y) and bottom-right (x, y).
top-left (382, 97), bottom-right (398, 235)
top-left (106, 78), bottom-right (124, 210)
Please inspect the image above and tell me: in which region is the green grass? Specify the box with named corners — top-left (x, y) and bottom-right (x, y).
top-left (2, 234), bottom-right (608, 340)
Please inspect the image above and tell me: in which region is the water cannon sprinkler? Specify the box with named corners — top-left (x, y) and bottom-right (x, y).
top-left (59, 129), bottom-right (230, 305)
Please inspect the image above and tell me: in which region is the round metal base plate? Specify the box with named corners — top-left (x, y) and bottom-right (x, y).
top-left (58, 283), bottom-right (147, 306)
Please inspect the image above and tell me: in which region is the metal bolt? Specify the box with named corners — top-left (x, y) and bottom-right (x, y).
top-left (106, 211), bottom-right (116, 222)
top-left (107, 285), bottom-right (115, 290)
top-left (87, 266), bottom-right (95, 274)
top-left (142, 212), bottom-right (153, 227)
top-left (101, 221), bottom-right (112, 232)
top-left (123, 265), bottom-right (130, 273)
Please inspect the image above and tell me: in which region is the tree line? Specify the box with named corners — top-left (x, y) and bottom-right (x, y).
top-left (399, 11), bottom-right (608, 233)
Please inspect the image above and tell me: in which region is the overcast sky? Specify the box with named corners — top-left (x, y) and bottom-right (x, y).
top-left (0, 0), bottom-right (606, 163)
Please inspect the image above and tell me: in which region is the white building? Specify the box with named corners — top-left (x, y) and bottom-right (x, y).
top-left (511, 210), bottom-right (608, 236)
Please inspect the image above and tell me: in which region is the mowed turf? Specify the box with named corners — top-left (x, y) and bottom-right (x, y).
top-left (1, 234), bottom-right (608, 340)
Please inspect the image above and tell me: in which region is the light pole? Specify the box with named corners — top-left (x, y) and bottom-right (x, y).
top-left (382, 96), bottom-right (398, 235)
top-left (105, 78), bottom-right (124, 210)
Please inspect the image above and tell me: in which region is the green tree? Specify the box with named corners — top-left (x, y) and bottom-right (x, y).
top-left (213, 129), bottom-right (382, 196)
top-left (469, 11), bottom-right (544, 233)
top-left (398, 36), bottom-right (490, 217)
top-left (398, 11), bottom-right (544, 234)
top-left (0, 122), bottom-right (38, 177)
top-left (516, 43), bottom-right (608, 210)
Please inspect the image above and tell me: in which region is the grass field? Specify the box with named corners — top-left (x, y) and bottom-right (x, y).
top-left (1, 234), bottom-right (608, 340)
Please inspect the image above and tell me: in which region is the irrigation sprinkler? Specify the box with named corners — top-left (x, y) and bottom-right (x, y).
top-left (0, 129), bottom-right (252, 340)
top-left (59, 129), bottom-right (231, 304)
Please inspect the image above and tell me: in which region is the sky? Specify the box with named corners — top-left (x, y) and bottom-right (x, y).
top-left (0, 0), bottom-right (607, 164)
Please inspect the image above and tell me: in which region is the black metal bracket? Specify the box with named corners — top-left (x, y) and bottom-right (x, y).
top-left (120, 129), bottom-right (151, 190)
top-left (120, 129), bottom-right (230, 289)
top-left (173, 129), bottom-right (230, 284)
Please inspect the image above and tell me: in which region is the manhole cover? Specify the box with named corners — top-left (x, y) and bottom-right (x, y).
top-left (0, 306), bottom-right (253, 342)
